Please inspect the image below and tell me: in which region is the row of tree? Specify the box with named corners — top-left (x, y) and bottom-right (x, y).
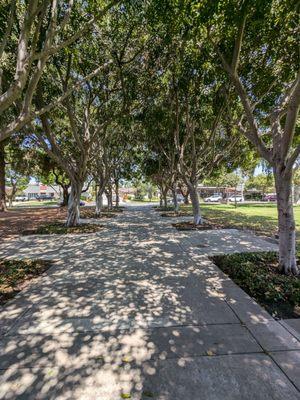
top-left (0, 0), bottom-right (299, 274)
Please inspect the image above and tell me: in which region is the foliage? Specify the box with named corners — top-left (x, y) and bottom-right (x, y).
top-left (213, 251), bottom-right (300, 318)
top-left (245, 173), bottom-right (274, 193)
top-left (23, 222), bottom-right (103, 235)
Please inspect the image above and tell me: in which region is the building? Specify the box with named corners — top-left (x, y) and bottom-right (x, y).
top-left (23, 183), bottom-right (61, 200)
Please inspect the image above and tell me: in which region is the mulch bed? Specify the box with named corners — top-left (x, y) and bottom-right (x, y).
top-left (102, 206), bottom-right (124, 213)
top-left (172, 221), bottom-right (217, 231)
top-left (0, 207), bottom-right (67, 239)
top-left (153, 206), bottom-right (175, 212)
top-left (22, 221), bottom-right (103, 235)
top-left (80, 209), bottom-right (117, 219)
top-left (161, 211), bottom-right (193, 217)
top-left (212, 252), bottom-right (300, 319)
top-left (0, 259), bottom-right (52, 305)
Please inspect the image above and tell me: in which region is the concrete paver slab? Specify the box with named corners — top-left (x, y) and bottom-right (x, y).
top-left (246, 320), bottom-right (300, 351)
top-left (280, 319), bottom-right (300, 341)
top-left (139, 353), bottom-right (300, 400)
top-left (0, 205), bottom-right (297, 399)
top-left (271, 350), bottom-right (300, 392)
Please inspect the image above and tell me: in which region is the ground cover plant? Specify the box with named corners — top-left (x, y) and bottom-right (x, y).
top-left (172, 221), bottom-right (215, 231)
top-left (160, 210), bottom-right (193, 217)
top-left (0, 259), bottom-right (52, 305)
top-left (153, 206), bottom-right (175, 212)
top-left (22, 222), bottom-right (102, 235)
top-left (213, 251), bottom-right (300, 319)
top-left (80, 208), bottom-right (117, 219)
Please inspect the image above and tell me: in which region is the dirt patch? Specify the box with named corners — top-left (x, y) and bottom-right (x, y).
top-left (102, 206), bottom-right (124, 213)
top-left (22, 221), bottom-right (103, 235)
top-left (153, 206), bottom-right (174, 212)
top-left (0, 207), bottom-right (67, 239)
top-left (0, 259), bottom-right (52, 305)
top-left (161, 211), bottom-right (193, 217)
top-left (80, 209), bottom-right (117, 219)
top-left (172, 221), bottom-right (217, 231)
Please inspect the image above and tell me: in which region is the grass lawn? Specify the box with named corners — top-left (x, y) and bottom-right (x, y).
top-left (181, 203), bottom-right (300, 241)
top-left (12, 200), bottom-right (58, 207)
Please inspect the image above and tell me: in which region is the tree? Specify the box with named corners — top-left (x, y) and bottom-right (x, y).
top-left (0, 0), bottom-right (120, 142)
top-left (0, 141), bottom-right (6, 211)
top-left (32, 152), bottom-right (71, 206)
top-left (245, 173), bottom-right (274, 197)
top-left (207, 0), bottom-right (300, 273)
top-left (4, 139), bottom-right (31, 206)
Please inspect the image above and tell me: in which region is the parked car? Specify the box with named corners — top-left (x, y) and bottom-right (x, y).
top-left (15, 195), bottom-right (27, 202)
top-left (263, 193), bottom-right (277, 202)
top-left (228, 195), bottom-right (244, 203)
top-left (204, 194), bottom-right (223, 203)
top-left (36, 194), bottom-right (54, 201)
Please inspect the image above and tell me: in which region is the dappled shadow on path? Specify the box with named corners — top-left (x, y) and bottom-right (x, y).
top-left (0, 206), bottom-right (297, 399)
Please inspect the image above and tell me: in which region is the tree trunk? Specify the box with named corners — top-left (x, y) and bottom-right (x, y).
top-left (274, 168), bottom-right (298, 275)
top-left (183, 190), bottom-right (190, 205)
top-left (187, 181), bottom-right (202, 225)
top-left (61, 185), bottom-right (69, 207)
top-left (115, 178), bottom-right (119, 208)
top-left (66, 181), bottom-right (82, 227)
top-left (105, 188), bottom-right (113, 210)
top-left (0, 142), bottom-right (6, 212)
top-left (179, 185), bottom-right (189, 204)
top-left (163, 190), bottom-right (168, 208)
top-left (172, 186), bottom-right (179, 213)
top-left (159, 191), bottom-right (163, 207)
top-left (95, 184), bottom-right (105, 216)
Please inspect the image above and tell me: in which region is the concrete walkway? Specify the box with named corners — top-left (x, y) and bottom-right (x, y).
top-left (0, 205), bottom-right (299, 399)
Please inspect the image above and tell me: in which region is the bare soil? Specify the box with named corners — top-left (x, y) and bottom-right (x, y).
top-left (172, 221), bottom-right (218, 231)
top-left (0, 207), bottom-right (67, 240)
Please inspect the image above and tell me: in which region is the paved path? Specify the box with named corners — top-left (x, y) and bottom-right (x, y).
top-left (0, 205), bottom-right (299, 399)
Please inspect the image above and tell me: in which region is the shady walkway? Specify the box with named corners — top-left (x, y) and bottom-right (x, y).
top-left (0, 205), bottom-right (299, 399)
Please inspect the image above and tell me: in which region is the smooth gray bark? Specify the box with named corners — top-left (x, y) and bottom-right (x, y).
top-left (187, 182), bottom-right (202, 225)
top-left (274, 168), bottom-right (297, 274)
top-left (61, 185), bottom-right (69, 207)
top-left (159, 193), bottom-right (163, 207)
top-left (172, 186), bottom-right (179, 213)
top-left (66, 181), bottom-right (82, 227)
top-left (162, 190), bottom-right (168, 208)
top-left (95, 184), bottom-right (105, 216)
top-left (0, 141), bottom-right (6, 212)
top-left (115, 178), bottom-right (120, 207)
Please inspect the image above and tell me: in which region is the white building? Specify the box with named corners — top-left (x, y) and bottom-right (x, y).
top-left (23, 184), bottom-right (61, 199)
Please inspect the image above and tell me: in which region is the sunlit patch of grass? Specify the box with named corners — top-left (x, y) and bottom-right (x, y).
top-left (181, 203), bottom-right (300, 239)
top-left (0, 259), bottom-right (52, 305)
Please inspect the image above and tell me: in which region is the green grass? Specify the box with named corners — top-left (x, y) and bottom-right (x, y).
top-left (12, 200), bottom-right (58, 208)
top-left (181, 203), bottom-right (300, 240)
